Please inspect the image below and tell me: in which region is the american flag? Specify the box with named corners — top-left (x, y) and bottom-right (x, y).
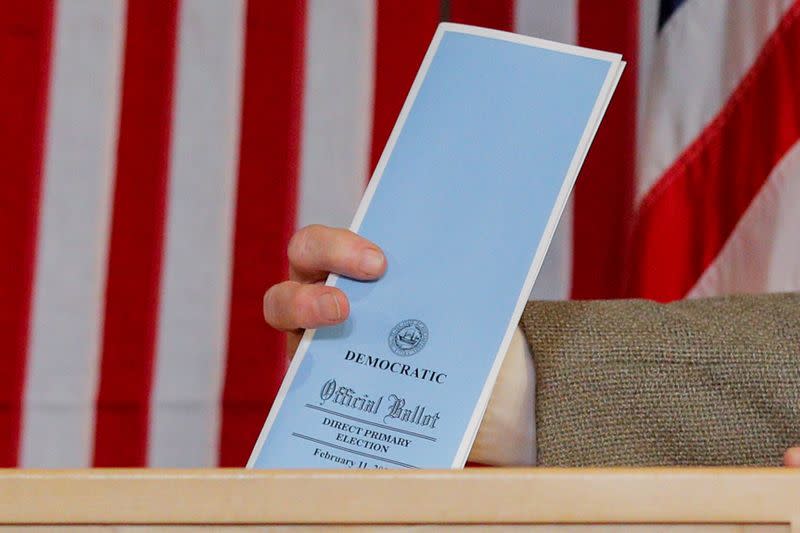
top-left (1, 0), bottom-right (797, 468)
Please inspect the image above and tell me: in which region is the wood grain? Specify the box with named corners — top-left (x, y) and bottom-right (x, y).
top-left (0, 468), bottom-right (797, 526)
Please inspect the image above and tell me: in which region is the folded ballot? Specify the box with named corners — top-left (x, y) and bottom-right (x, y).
top-left (249, 23), bottom-right (624, 469)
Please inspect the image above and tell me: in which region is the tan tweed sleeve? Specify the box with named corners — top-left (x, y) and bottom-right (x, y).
top-left (519, 292), bottom-right (800, 466)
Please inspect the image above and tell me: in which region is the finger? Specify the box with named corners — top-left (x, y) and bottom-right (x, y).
top-left (263, 281), bottom-right (350, 332)
top-left (288, 224), bottom-right (386, 283)
top-left (783, 447), bottom-right (800, 467)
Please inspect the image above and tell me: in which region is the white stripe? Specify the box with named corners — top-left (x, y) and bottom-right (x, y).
top-left (688, 140), bottom-right (800, 298)
top-left (21, 0), bottom-right (126, 467)
top-left (148, 0), bottom-right (245, 467)
top-left (514, 0), bottom-right (577, 300)
top-left (637, 0), bottom-right (794, 203)
top-left (637, 0), bottom-right (659, 154)
top-left (514, 0), bottom-right (576, 43)
top-left (296, 0), bottom-right (376, 230)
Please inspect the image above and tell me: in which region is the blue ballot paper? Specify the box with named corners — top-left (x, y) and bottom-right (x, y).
top-left (249, 23), bottom-right (624, 469)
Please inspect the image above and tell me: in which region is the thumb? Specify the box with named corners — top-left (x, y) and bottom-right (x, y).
top-left (783, 447), bottom-right (800, 467)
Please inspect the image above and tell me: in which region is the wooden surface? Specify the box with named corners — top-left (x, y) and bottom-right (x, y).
top-left (0, 527), bottom-right (790, 532)
top-left (0, 468), bottom-right (798, 528)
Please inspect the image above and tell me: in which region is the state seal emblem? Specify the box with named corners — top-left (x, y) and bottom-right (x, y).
top-left (388, 319), bottom-right (428, 356)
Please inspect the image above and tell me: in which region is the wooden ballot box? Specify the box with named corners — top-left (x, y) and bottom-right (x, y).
top-left (0, 468), bottom-right (798, 531)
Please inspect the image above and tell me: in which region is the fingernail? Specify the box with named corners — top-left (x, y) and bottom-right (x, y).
top-left (360, 248), bottom-right (385, 276)
top-left (317, 293), bottom-right (341, 322)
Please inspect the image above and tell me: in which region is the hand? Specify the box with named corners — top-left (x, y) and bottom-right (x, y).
top-left (784, 447), bottom-right (800, 466)
top-left (263, 224), bottom-right (533, 466)
top-left (263, 224), bottom-right (387, 358)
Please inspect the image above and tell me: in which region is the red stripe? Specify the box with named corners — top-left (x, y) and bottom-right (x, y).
top-left (92, 0), bottom-right (178, 466)
top-left (628, 4), bottom-right (800, 301)
top-left (571, 0), bottom-right (638, 299)
top-left (0, 0), bottom-right (54, 467)
top-left (448, 0), bottom-right (514, 30)
top-left (369, 0), bottom-right (440, 175)
top-left (218, 0), bottom-right (306, 467)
